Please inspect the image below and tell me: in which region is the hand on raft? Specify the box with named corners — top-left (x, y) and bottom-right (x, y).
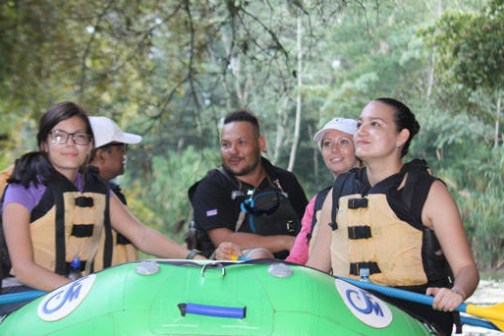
top-left (215, 242), bottom-right (243, 260)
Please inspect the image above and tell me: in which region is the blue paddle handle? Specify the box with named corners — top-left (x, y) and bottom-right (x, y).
top-left (342, 277), bottom-right (469, 313)
top-left (0, 290), bottom-right (46, 305)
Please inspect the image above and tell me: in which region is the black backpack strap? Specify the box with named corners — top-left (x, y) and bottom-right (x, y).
top-left (50, 178), bottom-right (70, 276)
top-left (188, 167), bottom-right (241, 202)
top-left (186, 168), bottom-right (242, 256)
top-left (216, 167), bottom-right (248, 232)
top-left (101, 184), bottom-right (112, 270)
top-left (400, 159), bottom-right (438, 221)
top-left (217, 167), bottom-right (242, 189)
top-left (86, 170), bottom-right (112, 271)
top-left (330, 173), bottom-right (352, 231)
top-left (307, 186), bottom-right (331, 243)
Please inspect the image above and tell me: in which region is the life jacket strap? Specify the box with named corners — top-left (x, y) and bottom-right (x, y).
top-left (349, 261), bottom-right (381, 276)
top-left (347, 225), bottom-right (372, 239)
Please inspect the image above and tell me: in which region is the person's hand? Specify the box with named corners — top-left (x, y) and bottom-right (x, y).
top-left (194, 253), bottom-right (207, 260)
top-left (215, 242), bottom-right (242, 260)
top-left (426, 287), bottom-right (465, 312)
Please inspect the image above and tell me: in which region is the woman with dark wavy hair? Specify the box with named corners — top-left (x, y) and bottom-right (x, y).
top-left (307, 98), bottom-right (479, 335)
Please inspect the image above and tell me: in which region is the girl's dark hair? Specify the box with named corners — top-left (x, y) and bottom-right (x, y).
top-left (375, 97), bottom-right (420, 158)
top-left (10, 102), bottom-right (92, 187)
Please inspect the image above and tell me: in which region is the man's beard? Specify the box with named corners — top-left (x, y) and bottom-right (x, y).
top-left (222, 155), bottom-right (261, 177)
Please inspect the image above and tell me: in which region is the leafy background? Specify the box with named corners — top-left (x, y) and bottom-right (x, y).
top-left (1, 0), bottom-right (502, 271)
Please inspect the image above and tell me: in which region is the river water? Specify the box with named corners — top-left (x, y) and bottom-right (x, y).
top-left (460, 277), bottom-right (504, 335)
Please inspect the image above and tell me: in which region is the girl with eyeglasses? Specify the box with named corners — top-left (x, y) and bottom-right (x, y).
top-left (0, 102), bottom-right (204, 314)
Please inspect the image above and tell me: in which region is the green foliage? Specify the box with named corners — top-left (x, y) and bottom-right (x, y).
top-left (458, 147), bottom-right (504, 269)
top-left (412, 105), bottom-right (503, 269)
top-left (121, 146), bottom-right (219, 243)
top-left (1, 0), bottom-right (503, 270)
top-left (422, 1), bottom-right (504, 92)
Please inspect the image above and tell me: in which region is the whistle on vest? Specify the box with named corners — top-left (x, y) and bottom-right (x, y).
top-left (347, 198), bottom-right (368, 209)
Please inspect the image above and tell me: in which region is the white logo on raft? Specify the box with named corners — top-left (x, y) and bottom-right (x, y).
top-left (335, 279), bottom-right (393, 328)
top-left (37, 274), bottom-right (96, 321)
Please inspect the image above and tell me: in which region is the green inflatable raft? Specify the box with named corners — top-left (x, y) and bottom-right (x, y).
top-left (0, 260), bottom-right (436, 335)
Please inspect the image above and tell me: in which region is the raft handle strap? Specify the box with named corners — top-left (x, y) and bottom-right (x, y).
top-left (200, 262), bottom-right (226, 278)
top-left (178, 303), bottom-right (246, 319)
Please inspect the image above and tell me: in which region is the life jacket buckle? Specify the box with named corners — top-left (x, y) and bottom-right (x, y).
top-left (348, 198), bottom-right (368, 209)
top-left (329, 221), bottom-right (338, 231)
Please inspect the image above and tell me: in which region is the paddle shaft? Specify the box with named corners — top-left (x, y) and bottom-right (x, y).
top-left (0, 290), bottom-right (45, 305)
top-left (342, 277), bottom-right (503, 328)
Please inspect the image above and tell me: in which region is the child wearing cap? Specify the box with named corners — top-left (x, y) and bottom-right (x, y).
top-left (88, 116), bottom-right (142, 268)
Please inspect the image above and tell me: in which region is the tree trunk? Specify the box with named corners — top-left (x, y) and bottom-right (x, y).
top-left (273, 101), bottom-right (287, 165)
top-left (494, 90), bottom-right (501, 148)
top-left (288, 16), bottom-right (303, 172)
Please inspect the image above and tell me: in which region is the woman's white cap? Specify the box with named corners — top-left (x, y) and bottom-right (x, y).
top-left (313, 118), bottom-right (358, 145)
top-left (89, 116), bottom-right (142, 148)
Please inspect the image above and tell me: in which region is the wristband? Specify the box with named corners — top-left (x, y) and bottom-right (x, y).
top-left (186, 249), bottom-right (202, 260)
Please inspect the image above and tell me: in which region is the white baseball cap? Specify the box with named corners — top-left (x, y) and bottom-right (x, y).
top-left (313, 118), bottom-right (358, 145)
top-left (89, 116), bottom-right (142, 148)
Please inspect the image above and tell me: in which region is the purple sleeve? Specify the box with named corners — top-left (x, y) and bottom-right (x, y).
top-left (285, 195), bottom-right (317, 265)
top-left (3, 183), bottom-right (46, 211)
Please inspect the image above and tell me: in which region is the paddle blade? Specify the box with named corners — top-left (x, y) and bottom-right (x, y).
top-left (466, 302), bottom-right (504, 330)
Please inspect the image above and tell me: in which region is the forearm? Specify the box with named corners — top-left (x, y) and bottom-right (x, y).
top-left (13, 262), bottom-right (70, 292)
top-left (133, 227), bottom-right (192, 259)
top-left (451, 264), bottom-right (480, 300)
top-left (214, 231), bottom-right (294, 253)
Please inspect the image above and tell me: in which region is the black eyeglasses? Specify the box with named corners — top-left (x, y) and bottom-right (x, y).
top-left (49, 130), bottom-right (91, 145)
top-left (106, 143), bottom-right (128, 153)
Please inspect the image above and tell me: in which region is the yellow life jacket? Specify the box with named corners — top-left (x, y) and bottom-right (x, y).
top-left (94, 230), bottom-right (138, 270)
top-left (332, 193), bottom-right (427, 286)
top-left (329, 159), bottom-right (451, 289)
top-left (2, 170), bottom-right (112, 277)
top-left (94, 182), bottom-right (138, 270)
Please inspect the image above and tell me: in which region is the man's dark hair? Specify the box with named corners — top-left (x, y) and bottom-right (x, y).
top-left (375, 97), bottom-right (420, 158)
top-left (223, 109), bottom-right (260, 136)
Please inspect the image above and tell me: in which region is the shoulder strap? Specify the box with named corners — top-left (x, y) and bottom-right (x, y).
top-left (330, 172), bottom-right (352, 230)
top-left (401, 159), bottom-right (434, 220)
top-left (189, 167), bottom-right (244, 202)
top-left (50, 175), bottom-right (76, 275)
top-left (217, 167), bottom-right (242, 189)
top-left (310, 186), bottom-right (331, 236)
top-left (216, 167), bottom-right (249, 232)
top-left (86, 170), bottom-right (113, 271)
